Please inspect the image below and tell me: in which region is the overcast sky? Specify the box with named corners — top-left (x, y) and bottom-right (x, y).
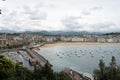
top-left (0, 0), bottom-right (120, 32)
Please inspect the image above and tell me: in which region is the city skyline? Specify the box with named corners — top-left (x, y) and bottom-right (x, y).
top-left (0, 0), bottom-right (120, 32)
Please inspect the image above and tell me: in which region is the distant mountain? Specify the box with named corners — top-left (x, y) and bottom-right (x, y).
top-left (104, 32), bottom-right (120, 35)
top-left (27, 31), bottom-right (93, 36)
top-left (49, 31), bottom-right (103, 36)
top-left (48, 31), bottom-right (84, 36)
top-left (0, 29), bottom-right (105, 35)
top-left (25, 31), bottom-right (51, 36)
top-left (91, 32), bottom-right (104, 35)
top-left (0, 29), bottom-right (16, 33)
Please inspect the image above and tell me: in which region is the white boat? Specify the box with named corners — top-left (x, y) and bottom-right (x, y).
top-left (102, 55), bottom-right (104, 58)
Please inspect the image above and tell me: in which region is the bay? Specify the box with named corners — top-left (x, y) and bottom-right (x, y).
top-left (36, 45), bottom-right (120, 73)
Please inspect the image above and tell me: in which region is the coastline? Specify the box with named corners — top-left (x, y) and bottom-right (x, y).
top-left (40, 42), bottom-right (120, 48)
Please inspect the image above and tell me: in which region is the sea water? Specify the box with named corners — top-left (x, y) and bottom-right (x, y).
top-left (37, 45), bottom-right (120, 73)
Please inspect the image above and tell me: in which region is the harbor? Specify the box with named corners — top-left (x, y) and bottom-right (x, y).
top-left (0, 44), bottom-right (51, 69)
top-left (0, 43), bottom-right (96, 80)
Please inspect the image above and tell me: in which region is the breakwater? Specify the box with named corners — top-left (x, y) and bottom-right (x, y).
top-left (26, 48), bottom-right (52, 67)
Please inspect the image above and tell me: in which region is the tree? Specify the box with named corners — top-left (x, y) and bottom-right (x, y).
top-left (15, 65), bottom-right (33, 80)
top-left (0, 57), bottom-right (33, 80)
top-left (0, 9), bottom-right (1, 14)
top-left (59, 71), bottom-right (72, 80)
top-left (94, 59), bottom-right (107, 80)
top-left (0, 57), bottom-right (16, 79)
top-left (99, 59), bottom-right (105, 76)
top-left (107, 56), bottom-right (118, 80)
top-left (0, 57), bottom-right (72, 80)
top-left (0, 0), bottom-right (6, 14)
top-left (94, 56), bottom-right (120, 80)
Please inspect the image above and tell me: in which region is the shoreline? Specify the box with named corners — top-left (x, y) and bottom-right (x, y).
top-left (40, 42), bottom-right (120, 48)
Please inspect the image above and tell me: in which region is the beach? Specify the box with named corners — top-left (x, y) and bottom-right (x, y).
top-left (40, 42), bottom-right (120, 48)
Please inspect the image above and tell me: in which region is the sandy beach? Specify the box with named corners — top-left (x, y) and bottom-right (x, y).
top-left (40, 42), bottom-right (120, 48)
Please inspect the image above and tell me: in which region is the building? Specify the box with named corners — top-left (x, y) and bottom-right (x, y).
top-left (46, 37), bottom-right (57, 43)
top-left (60, 37), bottom-right (72, 42)
top-left (106, 38), bottom-right (118, 43)
top-left (72, 37), bottom-right (84, 42)
top-left (97, 38), bottom-right (106, 43)
top-left (0, 39), bottom-right (7, 48)
top-left (0, 33), bottom-right (7, 48)
top-left (83, 34), bottom-right (92, 38)
top-left (84, 37), bottom-right (96, 42)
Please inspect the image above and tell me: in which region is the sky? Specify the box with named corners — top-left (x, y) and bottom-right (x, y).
top-left (0, 0), bottom-right (120, 32)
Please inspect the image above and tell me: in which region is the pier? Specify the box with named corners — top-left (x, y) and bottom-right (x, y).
top-left (0, 47), bottom-right (51, 68)
top-left (26, 48), bottom-right (52, 67)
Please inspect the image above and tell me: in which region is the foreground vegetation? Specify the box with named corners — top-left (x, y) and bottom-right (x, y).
top-left (1, 55), bottom-right (120, 80)
top-left (94, 56), bottom-right (120, 80)
top-left (0, 56), bottom-right (71, 80)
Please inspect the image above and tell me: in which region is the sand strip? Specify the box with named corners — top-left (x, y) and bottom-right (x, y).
top-left (40, 42), bottom-right (120, 48)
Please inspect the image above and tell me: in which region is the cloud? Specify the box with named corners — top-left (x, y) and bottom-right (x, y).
top-left (35, 2), bottom-right (45, 8)
top-left (89, 22), bottom-right (116, 32)
top-left (61, 16), bottom-right (83, 30)
top-left (1, 10), bottom-right (23, 26)
top-left (35, 2), bottom-right (56, 9)
top-left (0, 0), bottom-right (119, 32)
top-left (81, 6), bottom-right (103, 15)
top-left (0, 5), bottom-right (48, 32)
top-left (90, 6), bottom-right (103, 11)
top-left (23, 6), bottom-right (32, 14)
top-left (67, 16), bottom-right (82, 20)
top-left (23, 6), bottom-right (47, 20)
top-left (81, 11), bottom-right (91, 15)
top-left (91, 22), bottom-right (115, 28)
top-left (29, 12), bottom-right (47, 20)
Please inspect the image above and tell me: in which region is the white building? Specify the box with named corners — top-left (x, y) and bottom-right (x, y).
top-left (13, 37), bottom-right (23, 41)
top-left (60, 37), bottom-right (72, 42)
top-left (106, 38), bottom-right (118, 43)
top-left (84, 37), bottom-right (96, 42)
top-left (72, 37), bottom-right (84, 42)
top-left (46, 37), bottom-right (56, 42)
top-left (97, 38), bottom-right (106, 43)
